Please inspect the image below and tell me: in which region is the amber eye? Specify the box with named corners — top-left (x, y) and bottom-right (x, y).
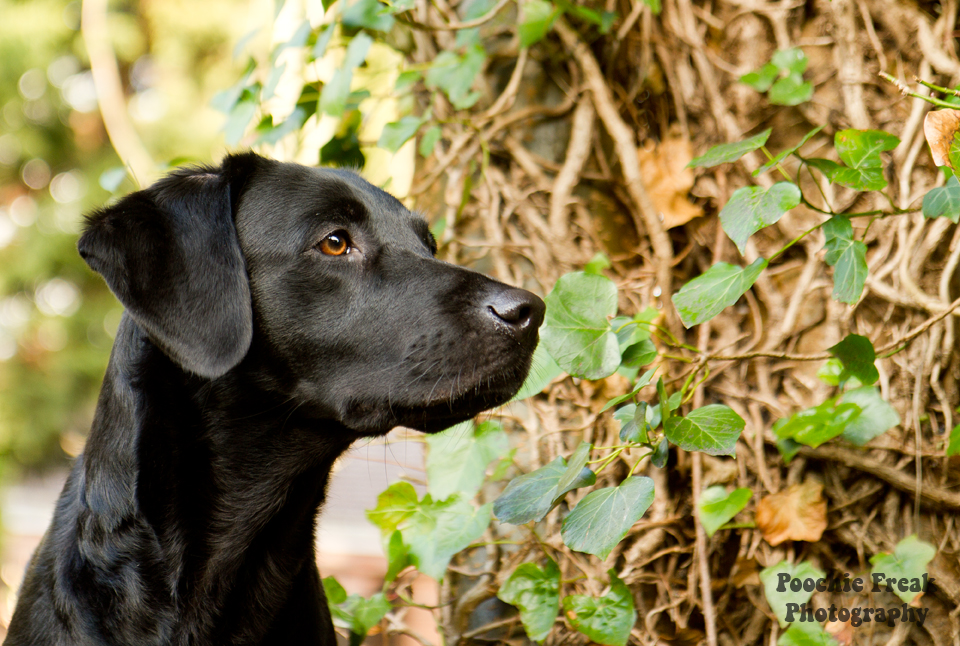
top-left (318, 232), bottom-right (350, 256)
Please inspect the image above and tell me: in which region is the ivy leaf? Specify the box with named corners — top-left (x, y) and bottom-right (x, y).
top-left (338, 593), bottom-right (392, 645)
top-left (418, 125), bottom-right (442, 157)
top-left (663, 404), bottom-right (745, 456)
top-left (740, 63), bottom-right (778, 92)
top-left (424, 44), bottom-right (486, 110)
top-left (822, 216), bottom-right (867, 304)
top-left (814, 129), bottom-right (900, 191)
top-left (947, 422), bottom-right (960, 456)
top-left (687, 129), bottom-right (771, 168)
top-left (541, 271), bottom-right (620, 379)
top-left (342, 0), bottom-right (395, 31)
top-left (403, 497), bottom-right (491, 580)
top-left (378, 115), bottom-right (424, 152)
top-left (754, 125), bottom-right (825, 177)
top-left (224, 95), bottom-right (258, 144)
top-left (497, 559), bottom-right (561, 642)
top-left (620, 339), bottom-right (657, 367)
top-left (511, 339), bottom-right (563, 401)
top-left (778, 621), bottom-right (839, 646)
top-left (698, 486), bottom-right (752, 537)
top-left (494, 456), bottom-right (595, 524)
top-left (561, 476), bottom-right (655, 559)
top-left (562, 571), bottom-right (636, 646)
top-left (614, 404), bottom-right (641, 443)
top-left (839, 387), bottom-right (899, 446)
top-left (584, 251), bottom-right (611, 275)
top-left (365, 481), bottom-right (419, 534)
top-left (426, 420), bottom-right (507, 501)
top-left (641, 0), bottom-right (661, 14)
top-left (922, 175), bottom-right (960, 222)
top-left (720, 182), bottom-right (801, 254)
top-left (384, 530), bottom-right (410, 582)
top-left (760, 560), bottom-right (825, 627)
top-left (773, 398), bottom-right (861, 448)
top-left (319, 33), bottom-right (373, 117)
top-left (768, 73), bottom-right (812, 106)
top-left (323, 576), bottom-right (348, 605)
top-left (869, 535), bottom-right (936, 604)
top-left (556, 441), bottom-right (593, 495)
top-left (672, 259), bottom-right (767, 328)
top-left (771, 48), bottom-right (808, 75)
top-left (601, 367), bottom-right (657, 412)
top-left (650, 437), bottom-right (668, 468)
top-left (828, 333), bottom-right (879, 385)
top-left (519, 0), bottom-right (560, 48)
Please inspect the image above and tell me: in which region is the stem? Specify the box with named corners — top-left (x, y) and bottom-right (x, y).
top-left (879, 72), bottom-right (960, 109)
top-left (767, 220), bottom-right (828, 264)
top-left (913, 76), bottom-right (960, 98)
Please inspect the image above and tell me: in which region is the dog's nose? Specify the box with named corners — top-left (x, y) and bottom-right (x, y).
top-left (485, 288), bottom-right (545, 339)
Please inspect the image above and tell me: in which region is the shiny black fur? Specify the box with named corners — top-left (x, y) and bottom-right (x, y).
top-left (5, 152), bottom-right (544, 645)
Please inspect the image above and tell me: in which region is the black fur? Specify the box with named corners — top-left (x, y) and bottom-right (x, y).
top-left (5, 152), bottom-right (544, 645)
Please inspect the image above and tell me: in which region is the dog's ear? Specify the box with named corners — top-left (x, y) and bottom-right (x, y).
top-left (78, 153), bottom-right (265, 378)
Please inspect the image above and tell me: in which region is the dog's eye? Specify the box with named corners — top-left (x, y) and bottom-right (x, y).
top-left (318, 232), bottom-right (351, 256)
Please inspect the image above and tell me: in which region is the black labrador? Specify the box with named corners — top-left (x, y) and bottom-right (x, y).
top-left (5, 152), bottom-right (544, 645)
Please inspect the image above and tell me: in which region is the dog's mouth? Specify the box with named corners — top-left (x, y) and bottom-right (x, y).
top-left (342, 359), bottom-right (533, 437)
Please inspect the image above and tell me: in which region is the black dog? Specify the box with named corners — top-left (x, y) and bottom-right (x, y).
top-left (5, 152), bottom-right (544, 645)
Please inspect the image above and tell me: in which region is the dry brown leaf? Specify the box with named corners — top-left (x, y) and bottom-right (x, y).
top-left (923, 108), bottom-right (960, 168)
top-left (637, 131), bottom-right (703, 229)
top-left (756, 481), bottom-right (827, 546)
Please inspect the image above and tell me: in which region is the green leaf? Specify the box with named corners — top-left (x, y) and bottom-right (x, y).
top-left (663, 404), bottom-right (745, 456)
top-left (403, 497), bottom-right (491, 580)
top-left (541, 271), bottom-right (620, 379)
top-left (366, 481), bottom-right (419, 533)
top-left (601, 367), bottom-right (657, 412)
top-left (869, 534), bottom-right (936, 604)
top-left (384, 529), bottom-right (410, 582)
top-left (561, 476), bottom-right (655, 559)
top-left (947, 422), bottom-right (960, 456)
top-left (378, 115), bottom-right (424, 152)
top-left (340, 593), bottom-right (391, 645)
top-left (754, 126), bottom-right (825, 177)
top-left (760, 560), bottom-right (825, 627)
top-left (672, 259), bottom-right (767, 328)
top-left (835, 128), bottom-right (900, 170)
top-left (773, 398), bottom-right (861, 448)
top-left (778, 622), bottom-right (839, 646)
top-left (620, 339), bottom-right (657, 367)
top-left (922, 175), bottom-right (960, 222)
top-left (651, 437), bottom-right (668, 468)
top-left (323, 576), bottom-right (348, 605)
top-left (768, 73), bottom-right (812, 106)
top-left (312, 25), bottom-right (335, 59)
top-left (816, 358), bottom-right (862, 388)
top-left (740, 63), bottom-right (778, 93)
top-left (454, 0), bottom-right (496, 46)
top-left (342, 0), bottom-right (395, 31)
top-left (511, 339), bottom-right (563, 401)
top-left (418, 125), bottom-right (442, 157)
top-left (614, 404), bottom-right (640, 443)
top-left (556, 441), bottom-right (593, 495)
top-left (698, 486), bottom-right (752, 537)
top-left (720, 182), bottom-right (801, 254)
top-left (656, 377), bottom-right (670, 427)
top-left (687, 129), bottom-right (772, 168)
top-left (424, 45), bottom-right (486, 110)
top-left (822, 216), bottom-right (867, 303)
top-left (828, 333), bottom-right (879, 385)
top-left (519, 0), bottom-right (559, 48)
top-left (497, 560), bottom-right (561, 642)
top-left (426, 420), bottom-right (507, 501)
top-left (839, 386), bottom-right (900, 446)
top-left (771, 48), bottom-right (808, 75)
top-left (562, 571), bottom-right (636, 646)
top-left (584, 251), bottom-right (611, 275)
top-left (494, 456), bottom-right (595, 524)
top-left (319, 34), bottom-right (372, 117)
top-left (641, 0), bottom-right (661, 14)
top-left (224, 97), bottom-right (258, 144)
top-left (395, 70), bottom-right (421, 92)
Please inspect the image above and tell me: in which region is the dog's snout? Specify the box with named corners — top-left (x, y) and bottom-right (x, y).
top-left (485, 288), bottom-right (545, 336)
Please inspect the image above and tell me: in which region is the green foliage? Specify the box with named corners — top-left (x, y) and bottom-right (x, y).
top-left (497, 559), bottom-right (561, 642)
top-left (838, 387), bottom-right (900, 446)
top-left (323, 577), bottom-right (391, 646)
top-left (561, 476), bottom-right (655, 559)
top-left (562, 572), bottom-right (636, 646)
top-left (741, 49), bottom-right (812, 106)
top-left (828, 333), bottom-right (879, 385)
top-left (760, 561), bottom-right (825, 627)
top-left (664, 405), bottom-right (744, 456)
top-left (493, 454), bottom-right (596, 524)
top-left (719, 182), bottom-right (801, 254)
top-left (519, 0), bottom-right (561, 48)
top-left (424, 45), bottom-right (486, 110)
top-left (822, 216), bottom-right (867, 303)
top-left (425, 420), bottom-right (507, 501)
top-left (809, 129), bottom-right (900, 191)
top-left (698, 486), bottom-right (752, 537)
top-left (923, 175), bottom-right (960, 222)
top-left (754, 125), bottom-right (824, 176)
top-left (778, 622), bottom-right (839, 646)
top-left (672, 259), bottom-right (768, 328)
top-left (869, 534), bottom-right (936, 604)
top-left (687, 129), bottom-right (771, 168)
top-left (541, 271), bottom-right (621, 378)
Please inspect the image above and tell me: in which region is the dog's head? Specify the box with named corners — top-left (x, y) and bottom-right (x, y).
top-left (78, 153), bottom-right (544, 435)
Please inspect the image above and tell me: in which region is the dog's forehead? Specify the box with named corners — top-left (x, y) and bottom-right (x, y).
top-left (235, 162), bottom-right (424, 247)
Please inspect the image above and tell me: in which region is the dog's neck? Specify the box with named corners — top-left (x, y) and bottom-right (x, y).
top-left (75, 315), bottom-right (352, 642)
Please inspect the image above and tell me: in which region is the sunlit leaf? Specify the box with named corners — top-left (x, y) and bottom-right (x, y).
top-left (541, 272), bottom-right (620, 379)
top-left (378, 115), bottom-right (424, 152)
top-left (426, 420), bottom-right (507, 501)
top-left (698, 486), bottom-right (752, 537)
top-left (519, 0), bottom-right (559, 48)
top-left (672, 259), bottom-right (767, 328)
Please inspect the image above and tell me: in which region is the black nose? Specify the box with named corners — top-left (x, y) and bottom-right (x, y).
top-left (484, 288), bottom-right (545, 339)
